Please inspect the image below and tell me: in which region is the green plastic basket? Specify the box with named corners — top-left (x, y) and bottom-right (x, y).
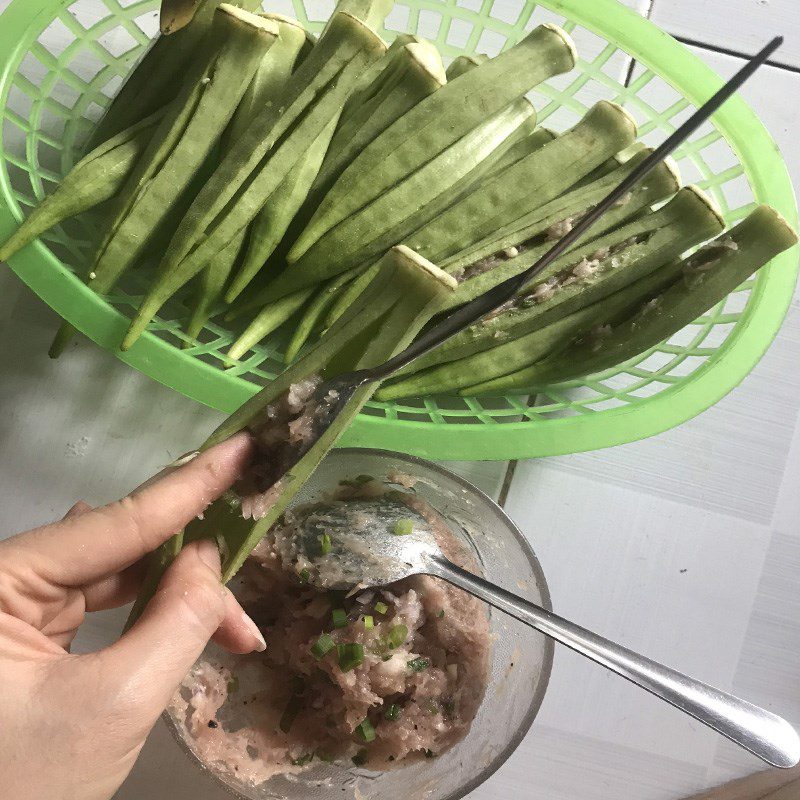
top-left (0, 0), bottom-right (797, 460)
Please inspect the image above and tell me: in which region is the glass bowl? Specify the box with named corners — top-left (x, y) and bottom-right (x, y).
top-left (164, 448), bottom-right (553, 800)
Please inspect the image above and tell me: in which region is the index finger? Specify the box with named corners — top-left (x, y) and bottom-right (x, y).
top-left (1, 433), bottom-right (253, 586)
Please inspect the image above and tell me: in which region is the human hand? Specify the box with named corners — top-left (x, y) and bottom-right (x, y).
top-left (0, 433), bottom-right (264, 800)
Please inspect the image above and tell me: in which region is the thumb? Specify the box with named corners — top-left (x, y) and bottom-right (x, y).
top-left (95, 540), bottom-right (228, 722)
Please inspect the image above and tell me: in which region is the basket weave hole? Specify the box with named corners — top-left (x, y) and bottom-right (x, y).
top-left (383, 2), bottom-right (410, 33)
top-left (133, 9), bottom-right (160, 38)
top-left (697, 321), bottom-right (737, 349)
top-left (416, 9), bottom-right (444, 41)
top-left (17, 52), bottom-right (49, 88)
top-left (475, 28), bottom-right (506, 57)
top-left (445, 18), bottom-right (474, 49)
top-left (97, 25), bottom-right (142, 58)
top-left (303, 0), bottom-right (335, 24)
top-left (635, 349), bottom-right (676, 374)
top-left (523, 6), bottom-right (568, 31)
top-left (67, 1), bottom-right (112, 32)
top-left (63, 47), bottom-right (106, 84)
top-left (489, 0), bottom-right (524, 26)
top-left (40, 18), bottom-right (75, 59)
top-left (722, 288), bottom-right (751, 315)
top-left (5, 85), bottom-right (33, 121)
top-left (665, 354), bottom-right (709, 378)
top-left (455, 0), bottom-right (482, 13)
top-left (719, 172), bottom-right (754, 214)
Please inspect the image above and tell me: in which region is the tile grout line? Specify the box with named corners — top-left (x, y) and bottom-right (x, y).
top-left (497, 458), bottom-right (518, 508)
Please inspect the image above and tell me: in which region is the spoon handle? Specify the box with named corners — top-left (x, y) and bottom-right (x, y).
top-left (428, 555), bottom-right (800, 769)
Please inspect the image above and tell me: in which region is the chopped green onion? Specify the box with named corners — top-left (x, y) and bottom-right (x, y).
top-left (364, 615), bottom-right (375, 630)
top-left (319, 533), bottom-right (332, 555)
top-left (298, 568), bottom-right (310, 585)
top-left (355, 474), bottom-right (375, 484)
top-left (355, 718), bottom-right (376, 743)
top-left (384, 703), bottom-right (402, 721)
top-left (437, 610), bottom-right (446, 619)
top-left (310, 633), bottom-right (336, 660)
top-left (291, 753), bottom-right (314, 767)
top-left (407, 657), bottom-right (431, 672)
top-left (442, 699), bottom-right (456, 717)
top-left (332, 608), bottom-right (348, 629)
top-left (392, 518), bottom-right (414, 536)
top-left (317, 751), bottom-right (335, 764)
top-left (337, 643), bottom-right (365, 672)
top-left (352, 749), bottom-right (369, 766)
top-left (375, 601), bottom-right (389, 615)
top-left (226, 675), bottom-right (240, 694)
top-left (381, 654), bottom-right (392, 662)
top-left (388, 624), bottom-right (408, 649)
top-left (279, 695), bottom-right (303, 733)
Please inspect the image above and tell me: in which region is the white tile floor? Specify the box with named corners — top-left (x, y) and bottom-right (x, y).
top-left (0, 1), bottom-right (799, 798)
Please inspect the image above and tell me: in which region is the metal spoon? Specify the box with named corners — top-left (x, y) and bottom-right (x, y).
top-left (281, 496), bottom-right (800, 769)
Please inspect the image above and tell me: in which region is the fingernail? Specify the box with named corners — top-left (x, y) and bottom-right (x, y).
top-left (196, 539), bottom-right (221, 572)
top-left (242, 612), bottom-right (267, 652)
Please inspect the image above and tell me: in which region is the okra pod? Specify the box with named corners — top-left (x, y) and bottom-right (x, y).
top-left (213, 246), bottom-right (457, 582)
top-left (88, 9), bottom-right (278, 306)
top-left (186, 16), bottom-right (310, 334)
top-left (225, 117), bottom-right (337, 303)
top-left (157, 12), bottom-right (387, 279)
top-left (309, 41), bottom-right (446, 205)
top-left (88, 0), bottom-right (260, 148)
top-left (405, 100), bottom-right (638, 268)
top-left (227, 287), bottom-right (316, 361)
top-left (463, 205), bottom-right (797, 395)
top-left (289, 23), bottom-right (577, 261)
top-left (185, 231), bottom-right (246, 342)
top-left (0, 111), bottom-right (162, 263)
top-left (275, 97), bottom-right (537, 294)
top-left (284, 271), bottom-right (357, 363)
top-left (376, 256), bottom-right (690, 400)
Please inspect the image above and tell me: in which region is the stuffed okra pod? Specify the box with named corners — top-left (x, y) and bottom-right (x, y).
top-left (377, 186), bottom-right (723, 399)
top-left (376, 256), bottom-right (691, 400)
top-left (463, 205), bottom-right (797, 395)
top-left (405, 101), bottom-right (638, 268)
top-left (287, 23), bottom-right (577, 264)
top-left (127, 246), bottom-right (457, 623)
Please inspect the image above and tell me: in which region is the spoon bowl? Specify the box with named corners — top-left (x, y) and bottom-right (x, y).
top-left (278, 497), bottom-right (440, 589)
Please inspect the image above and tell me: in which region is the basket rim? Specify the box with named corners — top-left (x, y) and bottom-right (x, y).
top-left (0, 0), bottom-right (797, 461)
